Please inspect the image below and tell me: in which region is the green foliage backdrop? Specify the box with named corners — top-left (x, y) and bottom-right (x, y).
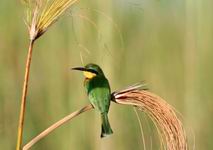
top-left (0, 0), bottom-right (213, 149)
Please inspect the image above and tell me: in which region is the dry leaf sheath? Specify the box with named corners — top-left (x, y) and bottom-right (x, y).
top-left (17, 1), bottom-right (79, 150)
top-left (23, 85), bottom-right (187, 150)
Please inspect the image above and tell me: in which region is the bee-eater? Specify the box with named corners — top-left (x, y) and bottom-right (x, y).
top-left (72, 63), bottom-right (113, 138)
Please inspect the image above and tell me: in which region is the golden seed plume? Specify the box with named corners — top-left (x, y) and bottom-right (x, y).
top-left (112, 86), bottom-right (187, 150)
top-left (24, 0), bottom-right (79, 41)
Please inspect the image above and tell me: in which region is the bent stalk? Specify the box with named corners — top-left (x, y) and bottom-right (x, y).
top-left (23, 104), bottom-right (93, 150)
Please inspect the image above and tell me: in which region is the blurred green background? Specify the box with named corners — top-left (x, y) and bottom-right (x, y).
top-left (0, 0), bottom-right (213, 149)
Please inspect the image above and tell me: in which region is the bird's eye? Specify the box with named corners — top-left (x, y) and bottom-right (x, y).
top-left (87, 69), bottom-right (98, 75)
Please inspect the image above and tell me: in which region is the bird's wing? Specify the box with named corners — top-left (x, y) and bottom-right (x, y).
top-left (88, 77), bottom-right (111, 113)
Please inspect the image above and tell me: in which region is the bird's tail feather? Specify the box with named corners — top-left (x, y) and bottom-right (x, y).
top-left (101, 113), bottom-right (113, 138)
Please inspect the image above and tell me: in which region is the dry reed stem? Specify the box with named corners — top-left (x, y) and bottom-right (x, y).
top-left (23, 104), bottom-right (93, 150)
top-left (17, 1), bottom-right (79, 149)
top-left (112, 89), bottom-right (187, 150)
top-left (16, 40), bottom-right (35, 150)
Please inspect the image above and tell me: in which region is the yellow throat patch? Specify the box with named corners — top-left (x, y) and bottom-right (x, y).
top-left (83, 71), bottom-right (96, 79)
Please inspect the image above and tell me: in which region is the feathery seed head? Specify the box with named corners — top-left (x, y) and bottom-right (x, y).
top-left (24, 0), bottom-right (79, 41)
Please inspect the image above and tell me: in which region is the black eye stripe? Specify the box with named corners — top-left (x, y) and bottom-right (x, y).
top-left (87, 69), bottom-right (98, 74)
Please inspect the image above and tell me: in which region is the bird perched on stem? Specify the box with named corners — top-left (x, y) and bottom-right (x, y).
top-left (72, 63), bottom-right (113, 138)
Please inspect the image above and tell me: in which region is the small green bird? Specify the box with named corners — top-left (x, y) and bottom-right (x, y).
top-left (72, 63), bottom-right (113, 138)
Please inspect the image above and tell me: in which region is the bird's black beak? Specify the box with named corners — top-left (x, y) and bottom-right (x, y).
top-left (71, 67), bottom-right (98, 74)
top-left (71, 67), bottom-right (87, 72)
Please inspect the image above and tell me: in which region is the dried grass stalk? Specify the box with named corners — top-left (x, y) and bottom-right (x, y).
top-left (16, 1), bottom-right (79, 149)
top-left (23, 104), bottom-right (93, 150)
top-left (112, 89), bottom-right (187, 150)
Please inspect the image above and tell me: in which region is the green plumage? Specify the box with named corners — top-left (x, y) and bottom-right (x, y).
top-left (84, 64), bottom-right (113, 138)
